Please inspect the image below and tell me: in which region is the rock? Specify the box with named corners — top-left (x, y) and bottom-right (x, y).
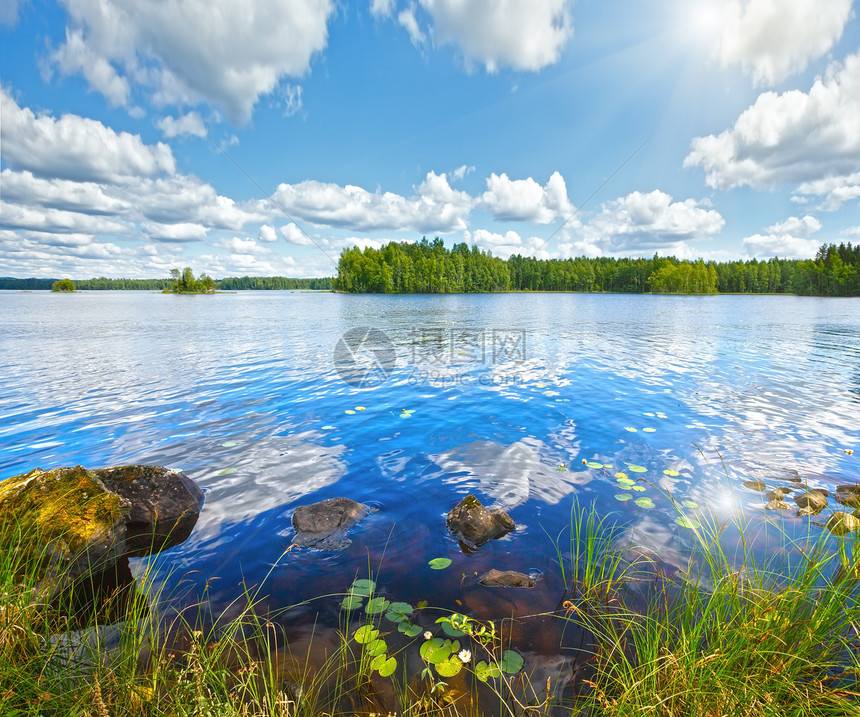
top-left (446, 494), bottom-right (515, 551)
top-left (478, 569), bottom-right (535, 588)
top-left (794, 489), bottom-right (829, 516)
top-left (765, 499), bottom-right (791, 511)
top-left (291, 497), bottom-right (371, 549)
top-left (825, 512), bottom-right (860, 536)
top-left (835, 485), bottom-right (860, 509)
top-left (0, 465), bottom-right (203, 579)
top-left (765, 487), bottom-right (790, 501)
top-left (742, 480), bottom-right (767, 492)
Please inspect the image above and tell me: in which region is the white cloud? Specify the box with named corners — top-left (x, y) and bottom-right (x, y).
top-left (0, 169), bottom-right (130, 215)
top-left (271, 170), bottom-right (474, 232)
top-left (48, 28), bottom-right (131, 106)
top-left (581, 190), bottom-right (724, 254)
top-left (742, 233), bottom-right (821, 259)
top-left (279, 223), bottom-right (315, 246)
top-left (0, 0), bottom-right (29, 27)
top-left (370, 0), bottom-right (395, 17)
top-left (480, 171), bottom-right (572, 223)
top-left (685, 51), bottom-right (860, 190)
top-left (213, 237), bottom-right (270, 255)
top-left (156, 111), bottom-right (206, 138)
top-left (419, 0), bottom-right (573, 72)
top-left (451, 164), bottom-right (475, 181)
top-left (0, 200), bottom-right (127, 235)
top-left (1, 86), bottom-right (176, 182)
top-left (51, 0), bottom-right (335, 124)
top-left (794, 172), bottom-right (860, 210)
top-left (282, 84), bottom-right (303, 117)
top-left (765, 215), bottom-right (821, 237)
top-left (142, 221), bottom-right (208, 242)
top-left (258, 225), bottom-right (277, 243)
top-left (398, 7), bottom-right (427, 46)
top-left (716, 0), bottom-right (853, 86)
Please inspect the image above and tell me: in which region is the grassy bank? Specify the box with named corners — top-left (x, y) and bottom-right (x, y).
top-left (2, 494), bottom-right (859, 716)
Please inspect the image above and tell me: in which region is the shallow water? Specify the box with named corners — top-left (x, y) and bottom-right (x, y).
top-left (1, 291), bottom-right (858, 635)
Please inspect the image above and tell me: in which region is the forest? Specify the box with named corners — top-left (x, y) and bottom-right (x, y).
top-left (0, 276), bottom-right (331, 291)
top-left (333, 239), bottom-right (860, 296)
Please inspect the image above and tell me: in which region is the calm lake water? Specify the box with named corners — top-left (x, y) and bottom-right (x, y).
top-left (1, 291), bottom-right (859, 638)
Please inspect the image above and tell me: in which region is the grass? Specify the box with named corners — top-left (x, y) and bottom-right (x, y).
top-left (2, 486), bottom-right (860, 716)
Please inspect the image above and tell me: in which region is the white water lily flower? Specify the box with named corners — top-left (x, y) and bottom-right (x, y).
top-left (424, 631), bottom-right (433, 640)
top-left (458, 649), bottom-right (471, 663)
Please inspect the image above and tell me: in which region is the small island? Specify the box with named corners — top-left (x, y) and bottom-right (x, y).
top-left (164, 267), bottom-right (215, 294)
top-left (51, 278), bottom-right (76, 293)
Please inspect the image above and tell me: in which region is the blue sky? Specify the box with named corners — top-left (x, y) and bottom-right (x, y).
top-left (1, 0), bottom-right (859, 278)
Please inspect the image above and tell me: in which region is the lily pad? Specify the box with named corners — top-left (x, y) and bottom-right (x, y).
top-left (429, 557), bottom-right (452, 570)
top-left (345, 409), bottom-right (356, 414)
top-left (628, 465), bottom-right (647, 473)
top-left (355, 406), bottom-right (366, 411)
top-left (631, 485), bottom-right (646, 492)
top-left (372, 655), bottom-right (397, 677)
top-left (663, 469), bottom-right (680, 477)
top-left (585, 461), bottom-right (603, 469)
top-left (624, 427), bottom-right (638, 432)
top-left (440, 621), bottom-right (466, 638)
top-left (475, 661), bottom-right (502, 682)
top-left (366, 638), bottom-right (388, 656)
top-left (214, 468), bottom-right (238, 476)
top-left (366, 597), bottom-right (390, 615)
top-left (340, 594), bottom-right (364, 611)
top-left (615, 493), bottom-right (632, 502)
top-left (354, 625), bottom-right (379, 644)
top-left (321, 425), bottom-right (336, 430)
top-left (435, 657), bottom-right (463, 677)
top-left (398, 622), bottom-right (423, 637)
top-left (642, 427), bottom-right (656, 433)
top-left (675, 516), bottom-right (699, 529)
top-left (350, 579), bottom-right (376, 597)
top-left (385, 602), bottom-right (414, 622)
top-left (420, 638), bottom-right (452, 664)
top-left (644, 412), bottom-right (655, 417)
top-left (614, 472), bottom-right (629, 479)
top-left (500, 650), bottom-right (524, 674)
top-left (635, 497), bottom-right (655, 509)
top-left (681, 500), bottom-right (699, 510)
top-left (221, 441), bottom-right (237, 447)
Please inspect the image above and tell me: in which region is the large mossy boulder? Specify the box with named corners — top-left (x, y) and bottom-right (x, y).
top-left (0, 464), bottom-right (203, 580)
top-left (446, 494), bottom-right (515, 551)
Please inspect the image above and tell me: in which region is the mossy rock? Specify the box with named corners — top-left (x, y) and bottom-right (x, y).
top-left (0, 465), bottom-right (203, 580)
top-left (794, 489), bottom-right (829, 516)
top-left (447, 494), bottom-right (515, 552)
top-left (835, 485), bottom-right (860, 510)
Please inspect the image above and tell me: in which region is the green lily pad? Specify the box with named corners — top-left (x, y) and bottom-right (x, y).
top-left (635, 497), bottom-right (655, 509)
top-left (340, 594), bottom-right (364, 611)
top-left (366, 638), bottom-right (387, 656)
top-left (366, 597), bottom-right (390, 615)
top-left (500, 650), bottom-right (524, 674)
top-left (631, 485), bottom-right (646, 492)
top-left (615, 493), bottom-right (632, 502)
top-left (221, 441), bottom-right (237, 447)
top-left (681, 500), bottom-right (699, 510)
top-left (372, 655), bottom-right (397, 677)
top-left (624, 427), bottom-right (638, 432)
top-left (398, 622), bottom-right (423, 637)
top-left (603, 464), bottom-right (614, 469)
top-left (440, 621), bottom-right (466, 638)
top-left (354, 625), bottom-right (379, 644)
top-left (615, 472), bottom-right (629, 479)
top-left (475, 661), bottom-right (502, 681)
top-left (675, 516), bottom-right (700, 529)
top-left (350, 579), bottom-right (376, 597)
top-left (585, 461), bottom-right (603, 469)
top-left (214, 468), bottom-right (238, 476)
top-left (435, 657), bottom-right (463, 677)
top-left (663, 469), bottom-right (680, 477)
top-left (420, 638), bottom-right (452, 664)
top-left (628, 465), bottom-right (647, 473)
top-left (429, 557), bottom-right (452, 570)
top-left (385, 602), bottom-right (413, 622)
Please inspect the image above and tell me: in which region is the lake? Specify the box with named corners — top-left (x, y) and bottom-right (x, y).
top-left (1, 291), bottom-right (858, 644)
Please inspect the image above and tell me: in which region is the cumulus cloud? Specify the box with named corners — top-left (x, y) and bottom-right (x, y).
top-left (0, 86), bottom-right (175, 182)
top-left (794, 172), bottom-right (860, 210)
top-left (279, 223), bottom-right (315, 246)
top-left (716, 0), bottom-right (853, 86)
top-left (258, 225), bottom-right (277, 243)
top-left (580, 190), bottom-right (724, 255)
top-left (765, 215), bottom-right (821, 237)
top-left (0, 169), bottom-right (130, 215)
top-left (271, 170), bottom-right (474, 232)
top-left (156, 112), bottom-right (206, 138)
top-left (685, 51), bottom-right (860, 191)
top-left (50, 0), bottom-right (335, 124)
top-left (419, 0), bottom-right (573, 72)
top-left (481, 171), bottom-right (572, 223)
top-left (141, 221), bottom-right (208, 242)
top-left (742, 234), bottom-right (821, 259)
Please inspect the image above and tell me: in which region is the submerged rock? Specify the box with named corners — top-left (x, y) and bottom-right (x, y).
top-left (765, 487), bottom-right (791, 502)
top-left (446, 494), bottom-right (515, 551)
top-left (291, 497), bottom-right (371, 549)
top-left (0, 464), bottom-right (203, 579)
top-left (835, 485), bottom-right (860, 509)
top-left (478, 569), bottom-right (535, 588)
top-left (794, 489), bottom-right (829, 516)
top-left (742, 480), bottom-right (767, 492)
top-left (765, 499), bottom-right (791, 511)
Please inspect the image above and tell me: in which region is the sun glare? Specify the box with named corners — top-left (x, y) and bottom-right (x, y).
top-left (680, 0), bottom-right (726, 47)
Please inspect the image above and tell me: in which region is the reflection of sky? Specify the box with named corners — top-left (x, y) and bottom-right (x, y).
top-left (2, 291), bottom-right (859, 610)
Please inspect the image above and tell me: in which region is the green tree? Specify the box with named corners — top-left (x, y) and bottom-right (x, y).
top-left (51, 278), bottom-right (76, 292)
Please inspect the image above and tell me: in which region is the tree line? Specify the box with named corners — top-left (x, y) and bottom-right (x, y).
top-left (332, 238), bottom-right (860, 296)
top-left (0, 275), bottom-right (332, 291)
